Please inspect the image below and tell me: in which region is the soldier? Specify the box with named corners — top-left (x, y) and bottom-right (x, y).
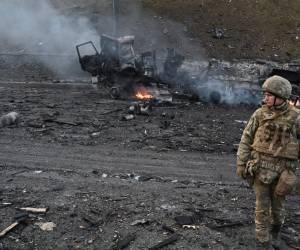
top-left (237, 75), bottom-right (299, 249)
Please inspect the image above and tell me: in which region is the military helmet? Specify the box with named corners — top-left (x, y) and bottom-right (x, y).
top-left (262, 75), bottom-right (292, 100)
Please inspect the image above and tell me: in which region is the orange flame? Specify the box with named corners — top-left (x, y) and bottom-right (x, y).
top-left (135, 89), bottom-right (153, 100)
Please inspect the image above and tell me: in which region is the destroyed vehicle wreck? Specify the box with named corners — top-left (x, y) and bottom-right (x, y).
top-left (76, 34), bottom-right (161, 101)
top-left (76, 35), bottom-right (262, 105)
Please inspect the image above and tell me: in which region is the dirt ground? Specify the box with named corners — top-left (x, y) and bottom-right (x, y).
top-left (0, 82), bottom-right (299, 250)
top-left (142, 0), bottom-right (300, 61)
top-left (49, 0), bottom-right (300, 61)
top-left (0, 1), bottom-right (300, 250)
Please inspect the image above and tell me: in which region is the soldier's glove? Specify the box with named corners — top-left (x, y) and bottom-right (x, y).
top-left (237, 165), bottom-right (247, 179)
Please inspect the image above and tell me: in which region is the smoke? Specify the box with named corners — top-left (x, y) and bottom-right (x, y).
top-left (193, 79), bottom-right (261, 105)
top-left (104, 1), bottom-right (207, 61)
top-left (107, 1), bottom-right (260, 105)
top-left (172, 60), bottom-right (261, 105)
top-left (0, 0), bottom-right (205, 78)
top-left (0, 0), bottom-right (261, 105)
top-left (0, 0), bottom-right (98, 54)
top-left (0, 0), bottom-right (101, 77)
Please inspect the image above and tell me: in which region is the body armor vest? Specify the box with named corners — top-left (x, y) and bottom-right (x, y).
top-left (252, 105), bottom-right (300, 160)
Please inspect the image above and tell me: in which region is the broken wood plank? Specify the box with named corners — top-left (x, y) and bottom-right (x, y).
top-left (0, 222), bottom-right (19, 238)
top-left (0, 213), bottom-right (29, 238)
top-left (149, 233), bottom-right (180, 250)
top-left (2, 202), bottom-right (12, 206)
top-left (19, 207), bottom-right (48, 213)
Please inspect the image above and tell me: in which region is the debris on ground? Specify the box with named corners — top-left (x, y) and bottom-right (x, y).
top-left (149, 233), bottom-right (180, 250)
top-left (0, 112), bottom-right (19, 127)
top-left (0, 1), bottom-right (299, 249)
top-left (35, 222), bottom-right (56, 231)
top-left (0, 213), bottom-right (29, 238)
top-left (19, 207), bottom-right (48, 213)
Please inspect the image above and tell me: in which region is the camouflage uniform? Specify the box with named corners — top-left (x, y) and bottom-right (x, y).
top-left (237, 75), bottom-right (300, 248)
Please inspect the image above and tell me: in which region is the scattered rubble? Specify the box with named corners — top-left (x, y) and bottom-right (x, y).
top-left (0, 112), bottom-right (19, 128)
top-left (35, 222), bottom-right (56, 231)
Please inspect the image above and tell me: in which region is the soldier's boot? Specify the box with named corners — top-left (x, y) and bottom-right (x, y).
top-left (255, 239), bottom-right (271, 250)
top-left (271, 224), bottom-right (281, 250)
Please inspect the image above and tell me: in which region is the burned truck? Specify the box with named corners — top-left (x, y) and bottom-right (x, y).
top-left (76, 35), bottom-right (218, 103)
top-left (76, 34), bottom-right (159, 99)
